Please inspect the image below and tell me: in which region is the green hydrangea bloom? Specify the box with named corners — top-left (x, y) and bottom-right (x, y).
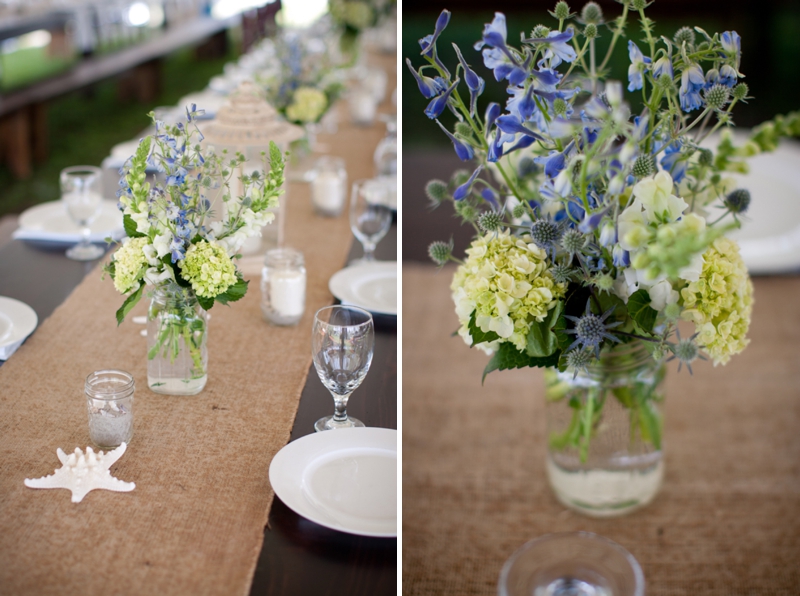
top-left (178, 240), bottom-right (237, 299)
top-left (680, 237), bottom-right (753, 365)
top-left (286, 87), bottom-right (328, 124)
top-left (113, 237), bottom-right (149, 294)
top-left (451, 231), bottom-right (566, 353)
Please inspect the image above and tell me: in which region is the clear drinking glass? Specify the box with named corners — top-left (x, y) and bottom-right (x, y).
top-left (374, 115), bottom-right (397, 177)
top-left (61, 165), bottom-right (104, 261)
top-left (312, 305), bottom-right (374, 432)
top-left (349, 178), bottom-right (392, 264)
top-left (498, 532), bottom-right (645, 596)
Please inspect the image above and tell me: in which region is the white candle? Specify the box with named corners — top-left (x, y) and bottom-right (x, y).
top-left (312, 171), bottom-right (346, 213)
top-left (349, 89), bottom-right (377, 126)
top-left (366, 69), bottom-right (388, 103)
top-left (270, 270), bottom-right (306, 318)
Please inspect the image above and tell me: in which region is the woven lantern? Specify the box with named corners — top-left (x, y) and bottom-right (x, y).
top-left (203, 81), bottom-right (304, 253)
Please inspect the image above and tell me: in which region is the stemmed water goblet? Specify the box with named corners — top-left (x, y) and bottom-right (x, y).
top-left (312, 305), bottom-right (374, 432)
top-left (349, 178), bottom-right (392, 265)
top-left (61, 165), bottom-right (104, 261)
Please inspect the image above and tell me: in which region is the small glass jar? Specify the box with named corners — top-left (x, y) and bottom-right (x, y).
top-left (348, 85), bottom-right (378, 126)
top-left (310, 156), bottom-right (348, 217)
top-left (86, 370), bottom-right (134, 449)
top-left (261, 248), bottom-right (306, 326)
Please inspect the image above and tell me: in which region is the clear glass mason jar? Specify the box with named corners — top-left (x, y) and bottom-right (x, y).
top-left (86, 369), bottom-right (134, 449)
top-left (261, 248), bottom-right (306, 326)
top-left (310, 156), bottom-right (347, 217)
top-left (147, 282), bottom-right (208, 395)
top-left (545, 341), bottom-right (665, 517)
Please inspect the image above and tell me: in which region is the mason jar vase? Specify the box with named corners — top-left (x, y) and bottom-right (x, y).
top-left (146, 282), bottom-right (208, 395)
top-left (544, 342), bottom-right (665, 517)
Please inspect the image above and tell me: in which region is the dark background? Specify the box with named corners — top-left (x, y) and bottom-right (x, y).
top-left (402, 0), bottom-right (800, 261)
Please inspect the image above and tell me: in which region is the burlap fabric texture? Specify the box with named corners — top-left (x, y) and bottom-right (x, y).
top-left (402, 263), bottom-right (800, 596)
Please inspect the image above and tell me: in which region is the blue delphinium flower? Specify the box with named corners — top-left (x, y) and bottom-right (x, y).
top-left (679, 63), bottom-right (705, 111)
top-left (435, 120), bottom-right (474, 161)
top-left (720, 31), bottom-right (741, 70)
top-left (480, 187), bottom-right (499, 209)
top-left (419, 10), bottom-right (452, 77)
top-left (405, 58), bottom-right (447, 99)
top-left (424, 78), bottom-right (460, 119)
top-left (475, 13), bottom-right (528, 85)
top-left (612, 245), bottom-right (630, 267)
top-left (524, 29), bottom-right (577, 68)
top-left (452, 44), bottom-right (485, 115)
top-left (453, 166), bottom-right (483, 200)
top-left (627, 41), bottom-right (651, 92)
top-left (719, 64), bottom-right (738, 87)
top-left (660, 141), bottom-right (687, 182)
top-left (652, 56), bottom-right (673, 81)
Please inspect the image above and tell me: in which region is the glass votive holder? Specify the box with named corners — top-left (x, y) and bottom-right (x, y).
top-left (310, 156), bottom-right (348, 217)
top-left (364, 66), bottom-right (388, 103)
top-left (261, 247), bottom-right (306, 326)
top-left (498, 532), bottom-right (645, 596)
top-left (348, 86), bottom-right (378, 127)
top-left (86, 370), bottom-right (134, 449)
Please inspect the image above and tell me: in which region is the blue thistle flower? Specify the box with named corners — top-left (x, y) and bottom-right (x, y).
top-left (667, 329), bottom-right (706, 374)
top-left (564, 300), bottom-right (622, 357)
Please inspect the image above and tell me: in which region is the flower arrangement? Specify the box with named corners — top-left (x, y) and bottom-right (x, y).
top-left (328, 0), bottom-right (395, 34)
top-left (260, 34), bottom-right (344, 126)
top-left (104, 105), bottom-right (286, 388)
top-left (408, 3), bottom-right (799, 455)
top-left (107, 105), bottom-right (286, 317)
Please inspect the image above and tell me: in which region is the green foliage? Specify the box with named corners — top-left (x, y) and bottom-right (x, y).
top-left (468, 311), bottom-right (500, 345)
top-left (213, 276), bottom-right (249, 305)
top-left (115, 283), bottom-right (144, 326)
top-left (123, 214), bottom-right (146, 239)
top-left (526, 301), bottom-right (564, 358)
top-left (482, 343), bottom-right (561, 382)
top-left (626, 289), bottom-right (658, 333)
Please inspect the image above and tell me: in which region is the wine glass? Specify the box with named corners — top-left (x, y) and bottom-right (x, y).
top-left (312, 305), bottom-right (374, 432)
top-left (349, 178), bottom-right (392, 265)
top-left (61, 165), bottom-right (104, 261)
top-left (374, 115), bottom-right (397, 177)
top-left (498, 532), bottom-right (645, 596)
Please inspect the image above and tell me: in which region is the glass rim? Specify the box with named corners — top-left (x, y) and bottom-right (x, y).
top-left (85, 369), bottom-right (135, 398)
top-left (498, 531), bottom-right (645, 596)
top-left (61, 165), bottom-right (102, 176)
top-left (314, 304), bottom-right (373, 327)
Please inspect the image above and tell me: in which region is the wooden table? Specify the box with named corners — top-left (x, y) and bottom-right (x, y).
top-left (0, 225), bottom-right (397, 595)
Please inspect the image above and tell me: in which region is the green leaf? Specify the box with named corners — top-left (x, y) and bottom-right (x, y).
top-left (627, 289), bottom-right (658, 333)
top-left (526, 301), bottom-right (563, 358)
top-left (637, 400), bottom-right (662, 450)
top-left (468, 311), bottom-right (500, 346)
top-left (197, 294), bottom-right (214, 311)
top-left (115, 284), bottom-right (144, 326)
top-left (123, 214), bottom-right (146, 238)
top-left (215, 277), bottom-right (249, 305)
top-left (482, 342), bottom-right (561, 383)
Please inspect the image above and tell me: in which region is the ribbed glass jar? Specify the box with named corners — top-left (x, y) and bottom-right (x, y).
top-left (545, 342), bottom-right (665, 517)
top-left (86, 369), bottom-right (134, 449)
top-left (146, 282), bottom-right (208, 395)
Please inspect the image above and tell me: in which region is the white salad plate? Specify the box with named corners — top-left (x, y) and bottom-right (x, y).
top-left (702, 134), bottom-right (800, 274)
top-left (13, 200), bottom-right (124, 245)
top-left (269, 427), bottom-right (397, 537)
top-left (329, 261), bottom-right (397, 316)
top-left (0, 297), bottom-right (38, 360)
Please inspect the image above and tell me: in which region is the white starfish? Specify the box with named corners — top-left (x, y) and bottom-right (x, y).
top-left (24, 443), bottom-right (136, 503)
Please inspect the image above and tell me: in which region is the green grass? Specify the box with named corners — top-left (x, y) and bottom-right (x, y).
top-left (0, 46), bottom-right (77, 91)
top-left (0, 37), bottom-right (240, 218)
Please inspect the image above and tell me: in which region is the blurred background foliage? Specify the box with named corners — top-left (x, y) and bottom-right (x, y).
top-left (403, 0), bottom-right (800, 150)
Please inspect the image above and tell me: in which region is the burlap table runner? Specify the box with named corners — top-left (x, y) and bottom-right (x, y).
top-left (402, 262), bottom-right (800, 595)
top-left (0, 54), bottom-right (394, 596)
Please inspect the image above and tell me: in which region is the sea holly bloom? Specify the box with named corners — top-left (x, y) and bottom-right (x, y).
top-left (679, 63), bottom-right (705, 111)
top-left (564, 300), bottom-right (622, 358)
top-left (627, 41), bottom-right (651, 92)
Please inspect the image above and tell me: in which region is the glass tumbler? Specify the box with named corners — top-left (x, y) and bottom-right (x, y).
top-left (261, 247), bottom-right (306, 326)
top-left (86, 370), bottom-right (134, 449)
top-left (498, 532), bottom-right (645, 596)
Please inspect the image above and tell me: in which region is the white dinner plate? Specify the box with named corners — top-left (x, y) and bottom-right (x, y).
top-left (269, 427), bottom-right (397, 537)
top-left (13, 199), bottom-right (124, 245)
top-left (701, 134), bottom-right (800, 274)
top-left (0, 297), bottom-right (38, 360)
top-left (329, 262), bottom-right (397, 316)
